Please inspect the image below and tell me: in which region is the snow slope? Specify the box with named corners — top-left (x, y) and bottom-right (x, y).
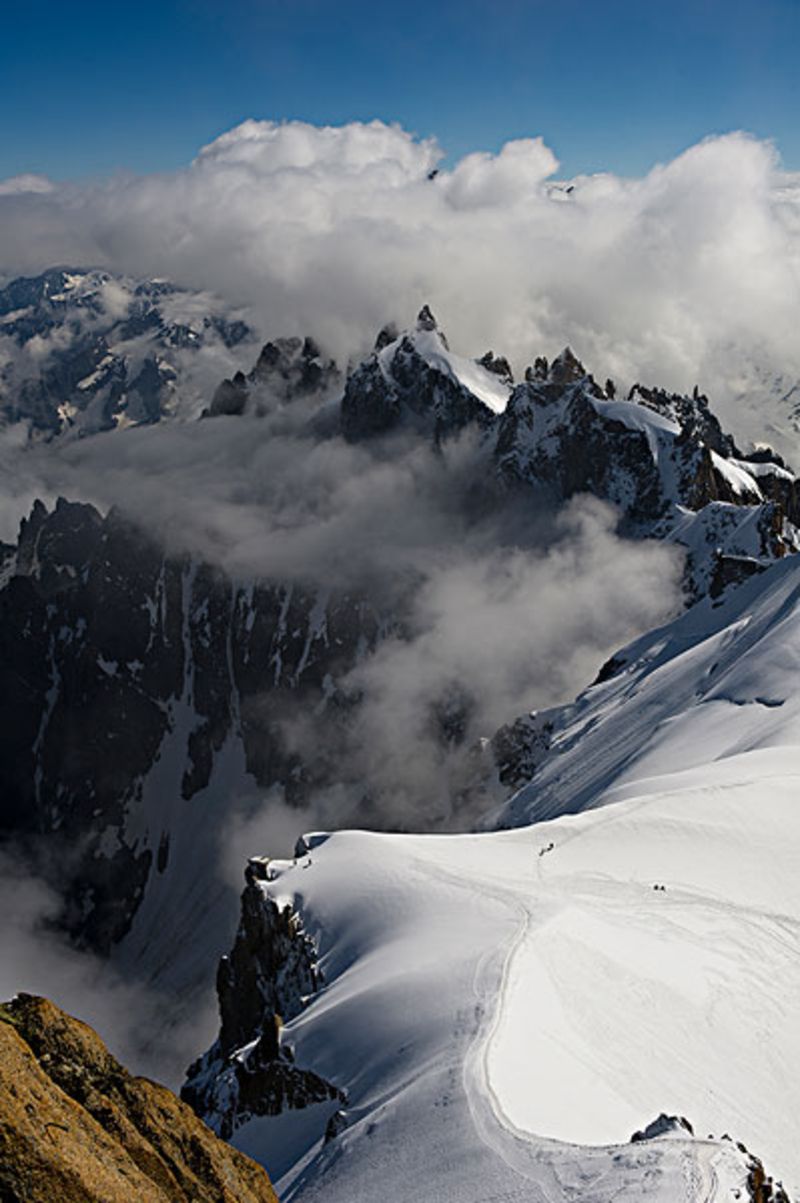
top-left (497, 545), bottom-right (800, 828)
top-left (379, 326), bottom-right (512, 414)
top-left (223, 557), bottom-right (800, 1201)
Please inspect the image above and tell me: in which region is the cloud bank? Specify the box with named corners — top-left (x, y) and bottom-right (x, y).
top-left (2, 118), bottom-right (800, 450)
top-left (12, 398), bottom-right (683, 834)
top-left (0, 115), bottom-right (793, 1076)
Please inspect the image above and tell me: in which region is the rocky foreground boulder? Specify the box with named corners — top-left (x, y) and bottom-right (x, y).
top-left (0, 993), bottom-right (279, 1203)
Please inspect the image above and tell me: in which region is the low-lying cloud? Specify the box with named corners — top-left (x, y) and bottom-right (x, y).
top-left (301, 495), bottom-right (683, 829)
top-left (2, 118), bottom-right (800, 452)
top-left (0, 848), bottom-right (217, 1087)
top-left (7, 395), bottom-right (682, 835)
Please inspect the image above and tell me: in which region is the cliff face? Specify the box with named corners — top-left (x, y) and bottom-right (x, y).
top-left (183, 855), bottom-right (345, 1142)
top-left (0, 994), bottom-right (279, 1203)
top-left (0, 495), bottom-right (386, 953)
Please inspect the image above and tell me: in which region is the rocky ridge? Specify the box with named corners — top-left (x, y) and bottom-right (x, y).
top-left (208, 334), bottom-right (340, 417)
top-left (337, 311), bottom-right (799, 596)
top-left (0, 993), bottom-right (278, 1203)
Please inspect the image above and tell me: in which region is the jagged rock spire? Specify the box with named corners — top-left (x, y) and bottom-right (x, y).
top-left (414, 304), bottom-right (449, 349)
top-left (478, 351), bottom-right (514, 385)
top-left (416, 304), bottom-right (438, 332)
top-left (522, 349), bottom-right (585, 386)
top-left (524, 356), bottom-right (549, 384)
top-left (374, 322), bottom-right (399, 351)
top-left (548, 346), bottom-right (586, 384)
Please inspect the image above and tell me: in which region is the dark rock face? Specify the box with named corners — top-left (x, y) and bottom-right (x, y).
top-left (497, 382), bottom-right (668, 524)
top-left (630, 383), bottom-right (737, 458)
top-left (208, 336), bottom-right (340, 417)
top-left (182, 865), bottom-right (344, 1141)
top-left (415, 303), bottom-right (441, 337)
top-left (374, 321), bottom-right (399, 351)
top-left (0, 268), bottom-right (253, 436)
top-left (490, 711), bottom-right (555, 792)
top-left (0, 498), bottom-right (385, 952)
top-left (478, 351), bottom-right (514, 384)
top-left (341, 324), bottom-right (494, 442)
top-left (208, 371), bottom-right (249, 416)
top-left (630, 1112), bottom-right (694, 1141)
top-left (498, 359), bottom-right (734, 524)
top-left (492, 356), bottom-right (798, 598)
top-left (745, 462), bottom-right (800, 528)
top-left (217, 864), bottom-right (320, 1056)
top-left (547, 346), bottom-right (586, 386)
top-left (746, 1157), bottom-right (791, 1203)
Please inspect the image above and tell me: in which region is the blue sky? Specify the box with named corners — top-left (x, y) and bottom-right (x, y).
top-left (2, 0), bottom-right (799, 180)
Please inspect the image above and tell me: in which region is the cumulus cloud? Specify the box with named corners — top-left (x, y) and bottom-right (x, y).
top-left (1, 118), bottom-right (799, 451)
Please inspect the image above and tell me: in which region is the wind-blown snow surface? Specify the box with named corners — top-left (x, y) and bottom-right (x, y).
top-left (235, 558), bottom-right (800, 1202)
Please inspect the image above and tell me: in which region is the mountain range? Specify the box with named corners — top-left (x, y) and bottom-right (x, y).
top-left (1, 268), bottom-right (798, 1201)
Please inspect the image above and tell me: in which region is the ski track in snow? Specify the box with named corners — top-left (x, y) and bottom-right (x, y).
top-left (435, 847), bottom-right (715, 1203)
top-left (270, 766), bottom-right (799, 1201)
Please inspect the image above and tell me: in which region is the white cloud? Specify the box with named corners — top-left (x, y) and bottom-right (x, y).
top-left (1, 118), bottom-right (798, 455)
top-left (0, 173), bottom-right (54, 196)
top-left (322, 495), bottom-right (683, 828)
top-left (443, 136), bottom-right (559, 209)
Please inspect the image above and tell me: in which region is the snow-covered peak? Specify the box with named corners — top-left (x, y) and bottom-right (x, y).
top-left (494, 359), bottom-right (799, 596)
top-left (340, 311), bottom-right (512, 440)
top-left (382, 325), bottom-right (513, 414)
top-left (0, 266), bottom-right (256, 436)
top-left (381, 306), bottom-right (513, 413)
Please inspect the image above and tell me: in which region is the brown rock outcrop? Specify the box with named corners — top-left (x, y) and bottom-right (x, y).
top-left (0, 993), bottom-right (279, 1203)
